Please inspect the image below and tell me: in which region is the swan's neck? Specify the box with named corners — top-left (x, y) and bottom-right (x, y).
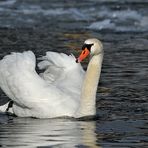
top-left (77, 53), bottom-right (103, 117)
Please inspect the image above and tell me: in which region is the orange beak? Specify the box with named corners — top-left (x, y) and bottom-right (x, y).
top-left (76, 48), bottom-right (90, 63)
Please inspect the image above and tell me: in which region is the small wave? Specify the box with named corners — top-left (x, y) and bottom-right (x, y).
top-left (88, 9), bottom-right (148, 32)
top-left (88, 19), bottom-right (115, 30)
top-left (112, 9), bottom-right (142, 21)
top-left (18, 6), bottom-right (87, 20)
top-left (20, 6), bottom-right (67, 16)
top-left (0, 0), bottom-right (16, 6)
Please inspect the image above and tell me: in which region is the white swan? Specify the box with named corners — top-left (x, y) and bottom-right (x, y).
top-left (0, 38), bottom-right (103, 118)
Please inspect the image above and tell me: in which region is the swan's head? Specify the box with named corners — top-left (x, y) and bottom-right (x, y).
top-left (76, 38), bottom-right (103, 63)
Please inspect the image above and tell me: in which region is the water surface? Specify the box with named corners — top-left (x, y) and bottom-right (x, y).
top-left (0, 0), bottom-right (148, 147)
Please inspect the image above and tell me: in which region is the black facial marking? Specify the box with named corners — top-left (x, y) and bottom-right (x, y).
top-left (82, 43), bottom-right (94, 51)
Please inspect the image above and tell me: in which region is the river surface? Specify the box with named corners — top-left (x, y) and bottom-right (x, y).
top-left (0, 0), bottom-right (148, 147)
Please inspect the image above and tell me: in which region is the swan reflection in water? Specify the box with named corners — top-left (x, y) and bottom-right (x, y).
top-left (0, 116), bottom-right (102, 148)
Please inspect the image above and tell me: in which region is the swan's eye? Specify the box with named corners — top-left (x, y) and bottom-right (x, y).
top-left (82, 43), bottom-right (94, 51)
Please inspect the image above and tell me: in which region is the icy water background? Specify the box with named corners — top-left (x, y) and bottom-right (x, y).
top-left (0, 0), bottom-right (148, 147)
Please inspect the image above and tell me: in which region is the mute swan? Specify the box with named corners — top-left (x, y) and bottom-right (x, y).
top-left (0, 38), bottom-right (103, 118)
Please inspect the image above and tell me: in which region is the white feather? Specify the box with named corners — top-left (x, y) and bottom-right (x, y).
top-left (0, 51), bottom-right (84, 118)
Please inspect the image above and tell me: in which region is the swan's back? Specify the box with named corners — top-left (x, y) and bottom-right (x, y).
top-left (0, 51), bottom-right (84, 118)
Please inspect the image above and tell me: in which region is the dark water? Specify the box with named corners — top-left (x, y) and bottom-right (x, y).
top-left (0, 0), bottom-right (148, 147)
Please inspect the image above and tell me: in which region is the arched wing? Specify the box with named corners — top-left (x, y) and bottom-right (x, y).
top-left (38, 52), bottom-right (85, 94)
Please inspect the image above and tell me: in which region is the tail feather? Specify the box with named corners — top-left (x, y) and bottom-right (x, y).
top-left (0, 102), bottom-right (8, 112)
top-left (0, 101), bottom-right (13, 114)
